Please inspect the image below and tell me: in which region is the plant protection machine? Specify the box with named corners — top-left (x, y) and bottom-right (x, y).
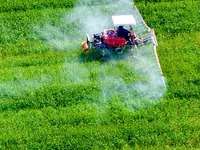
top-left (81, 15), bottom-right (156, 56)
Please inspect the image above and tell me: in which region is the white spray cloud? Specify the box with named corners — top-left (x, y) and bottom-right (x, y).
top-left (0, 73), bottom-right (53, 98)
top-left (98, 57), bottom-right (166, 110)
top-left (33, 0), bottom-right (167, 110)
top-left (34, 24), bottom-right (77, 50)
top-left (34, 0), bottom-right (138, 50)
top-left (0, 0), bottom-right (166, 110)
top-left (61, 61), bottom-right (90, 84)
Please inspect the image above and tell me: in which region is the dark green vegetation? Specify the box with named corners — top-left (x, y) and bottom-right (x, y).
top-left (0, 0), bottom-right (199, 149)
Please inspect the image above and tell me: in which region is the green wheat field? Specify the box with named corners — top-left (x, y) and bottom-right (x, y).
top-left (0, 0), bottom-right (199, 149)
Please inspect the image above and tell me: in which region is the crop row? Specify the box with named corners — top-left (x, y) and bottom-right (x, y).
top-left (0, 82), bottom-right (99, 111)
top-left (0, 56), bottom-right (149, 111)
top-left (0, 97), bottom-right (199, 149)
top-left (0, 0), bottom-right (126, 13)
top-left (136, 1), bottom-right (200, 33)
top-left (134, 0), bottom-right (199, 3)
top-left (158, 31), bottom-right (200, 99)
top-left (0, 7), bottom-right (84, 58)
top-left (0, 8), bottom-right (68, 45)
top-left (0, 51), bottom-right (67, 69)
top-left (134, 0), bottom-right (200, 100)
top-left (0, 0), bottom-right (76, 13)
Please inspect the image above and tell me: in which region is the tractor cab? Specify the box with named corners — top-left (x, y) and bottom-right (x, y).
top-left (82, 15), bottom-right (139, 52)
top-left (112, 15), bottom-right (136, 30)
top-left (103, 15), bottom-right (137, 48)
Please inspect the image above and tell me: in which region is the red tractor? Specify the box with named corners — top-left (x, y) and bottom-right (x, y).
top-left (81, 15), bottom-right (154, 57)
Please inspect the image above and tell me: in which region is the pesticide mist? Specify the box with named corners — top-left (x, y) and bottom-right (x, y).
top-left (0, 0), bottom-right (166, 110)
top-left (71, 0), bottom-right (166, 109)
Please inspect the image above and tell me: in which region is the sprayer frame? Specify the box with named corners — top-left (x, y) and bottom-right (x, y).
top-left (82, 15), bottom-right (160, 71)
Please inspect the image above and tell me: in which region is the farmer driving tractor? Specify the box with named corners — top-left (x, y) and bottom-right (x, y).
top-left (117, 25), bottom-right (138, 46)
top-left (81, 15), bottom-right (152, 53)
top-left (117, 25), bottom-right (130, 41)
